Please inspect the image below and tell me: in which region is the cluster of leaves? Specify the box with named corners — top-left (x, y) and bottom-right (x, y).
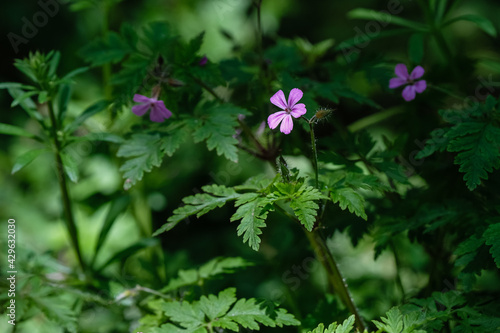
top-left (138, 288), bottom-right (300, 333)
top-left (135, 257), bottom-right (299, 332)
top-left (154, 172), bottom-right (328, 251)
top-left (417, 95), bottom-right (500, 191)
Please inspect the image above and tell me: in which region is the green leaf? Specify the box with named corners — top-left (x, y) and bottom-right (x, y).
top-left (442, 14), bottom-right (497, 37)
top-left (97, 238), bottom-right (159, 271)
top-left (60, 66), bottom-right (89, 83)
top-left (57, 84), bottom-right (71, 124)
top-left (93, 195), bottom-right (131, 265)
top-left (347, 8), bottom-right (429, 31)
top-left (64, 100), bottom-right (109, 133)
top-left (447, 121), bottom-right (500, 190)
top-left (483, 223), bottom-right (500, 268)
top-left (289, 185), bottom-right (326, 231)
top-left (330, 187), bottom-right (367, 220)
top-left (117, 133), bottom-right (165, 188)
top-left (60, 151), bottom-right (79, 182)
top-left (162, 257), bottom-right (252, 292)
top-left (215, 296), bottom-right (300, 330)
top-left (79, 31), bottom-right (132, 66)
top-left (199, 288), bottom-right (236, 320)
top-left (0, 123), bottom-right (36, 138)
top-left (307, 315), bottom-right (356, 333)
top-left (7, 88), bottom-right (44, 122)
top-left (409, 33), bottom-right (424, 64)
top-left (11, 90), bottom-right (39, 108)
top-left (12, 148), bottom-right (47, 174)
top-left (155, 185), bottom-right (240, 236)
top-left (373, 307), bottom-right (404, 333)
top-left (231, 194), bottom-right (273, 251)
top-left (31, 295), bottom-right (78, 332)
top-left (191, 104), bottom-right (251, 162)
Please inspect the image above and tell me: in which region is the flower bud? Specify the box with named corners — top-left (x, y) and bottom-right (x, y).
top-left (315, 108), bottom-right (333, 119)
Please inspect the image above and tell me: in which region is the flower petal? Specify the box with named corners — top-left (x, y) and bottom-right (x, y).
top-left (133, 94), bottom-right (155, 103)
top-left (389, 77), bottom-right (406, 89)
top-left (287, 88), bottom-right (303, 108)
top-left (410, 66), bottom-right (425, 80)
top-left (280, 114), bottom-right (293, 134)
top-left (270, 90), bottom-right (288, 110)
top-left (394, 64), bottom-right (409, 80)
top-left (414, 80), bottom-right (427, 93)
top-left (150, 101), bottom-right (172, 122)
top-left (402, 85), bottom-right (416, 101)
top-left (132, 103), bottom-right (150, 116)
top-left (268, 111), bottom-right (287, 129)
top-left (290, 103), bottom-right (307, 118)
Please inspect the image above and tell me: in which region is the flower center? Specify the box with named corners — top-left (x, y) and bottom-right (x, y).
top-left (285, 107), bottom-right (291, 113)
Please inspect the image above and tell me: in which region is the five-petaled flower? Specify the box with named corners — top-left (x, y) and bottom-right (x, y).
top-left (268, 88), bottom-right (307, 134)
top-left (389, 64), bottom-right (427, 101)
top-left (132, 94), bottom-right (172, 122)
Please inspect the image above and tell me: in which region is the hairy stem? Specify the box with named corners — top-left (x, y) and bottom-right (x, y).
top-left (304, 230), bottom-right (366, 332)
top-left (275, 205), bottom-right (366, 331)
top-left (47, 102), bottom-right (87, 274)
top-left (309, 122), bottom-right (319, 189)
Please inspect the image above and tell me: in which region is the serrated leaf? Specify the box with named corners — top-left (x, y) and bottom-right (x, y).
top-left (231, 195), bottom-right (272, 251)
top-left (117, 133), bottom-right (165, 188)
top-left (215, 296), bottom-right (300, 330)
top-left (79, 31), bottom-right (132, 66)
top-left (161, 301), bottom-right (205, 329)
top-left (155, 185), bottom-right (239, 236)
top-left (31, 296), bottom-right (78, 332)
top-left (373, 307), bottom-right (403, 333)
top-left (162, 257), bottom-right (252, 292)
top-left (483, 223), bottom-right (500, 268)
top-left (330, 188), bottom-right (367, 220)
top-left (200, 288), bottom-right (237, 320)
top-left (447, 121), bottom-right (500, 190)
top-left (12, 148), bottom-right (47, 174)
top-left (191, 104), bottom-right (251, 162)
top-left (289, 185), bottom-right (326, 231)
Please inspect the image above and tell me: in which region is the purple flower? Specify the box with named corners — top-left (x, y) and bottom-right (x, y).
top-left (268, 88), bottom-right (307, 134)
top-left (389, 64), bottom-right (427, 101)
top-left (199, 55), bottom-right (208, 66)
top-left (132, 94), bottom-right (172, 122)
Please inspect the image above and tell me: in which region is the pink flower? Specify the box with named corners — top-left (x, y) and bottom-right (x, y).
top-left (389, 64), bottom-right (427, 101)
top-left (132, 94), bottom-right (172, 122)
top-left (268, 88), bottom-right (307, 134)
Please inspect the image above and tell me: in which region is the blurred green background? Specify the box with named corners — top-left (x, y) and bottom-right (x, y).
top-left (1, 0), bottom-right (500, 332)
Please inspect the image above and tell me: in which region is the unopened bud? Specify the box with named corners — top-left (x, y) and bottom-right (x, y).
top-left (315, 108), bottom-right (333, 120)
top-left (167, 78), bottom-right (185, 87)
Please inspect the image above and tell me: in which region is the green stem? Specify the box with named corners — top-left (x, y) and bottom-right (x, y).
top-left (47, 102), bottom-right (87, 274)
top-left (390, 241), bottom-right (406, 300)
top-left (275, 205), bottom-right (366, 332)
top-left (101, 3), bottom-right (112, 99)
top-left (305, 230), bottom-right (366, 332)
top-left (309, 122), bottom-right (319, 189)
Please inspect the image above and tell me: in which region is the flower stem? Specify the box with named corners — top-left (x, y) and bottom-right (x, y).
top-left (301, 116), bottom-right (319, 189)
top-left (47, 102), bottom-right (87, 275)
top-left (309, 122), bottom-right (319, 189)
